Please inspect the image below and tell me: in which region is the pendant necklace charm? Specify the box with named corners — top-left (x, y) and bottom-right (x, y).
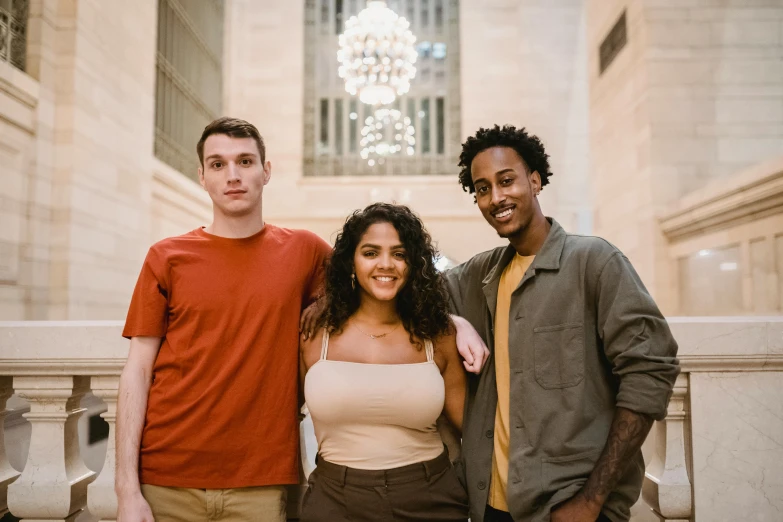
top-left (354, 323), bottom-right (398, 340)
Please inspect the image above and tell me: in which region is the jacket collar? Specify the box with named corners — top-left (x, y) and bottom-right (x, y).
top-left (481, 217), bottom-right (566, 286)
top-left (480, 218), bottom-right (565, 326)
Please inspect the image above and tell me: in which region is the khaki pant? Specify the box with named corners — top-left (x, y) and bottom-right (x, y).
top-left (141, 484), bottom-right (287, 522)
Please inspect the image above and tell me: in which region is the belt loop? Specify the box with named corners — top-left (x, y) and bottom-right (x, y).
top-left (423, 461), bottom-right (431, 482)
top-left (338, 465), bottom-right (347, 487)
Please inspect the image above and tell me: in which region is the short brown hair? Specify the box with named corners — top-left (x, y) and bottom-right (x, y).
top-left (197, 117), bottom-right (266, 166)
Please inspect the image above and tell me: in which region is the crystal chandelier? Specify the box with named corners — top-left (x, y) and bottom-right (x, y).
top-left (338, 1), bottom-right (418, 106)
top-left (360, 108), bottom-right (415, 166)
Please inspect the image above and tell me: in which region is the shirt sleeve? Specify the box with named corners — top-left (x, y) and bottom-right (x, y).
top-left (443, 248), bottom-right (501, 317)
top-left (596, 252), bottom-right (680, 421)
top-left (304, 234), bottom-right (333, 307)
top-left (443, 266), bottom-right (466, 316)
top-left (122, 247), bottom-right (169, 339)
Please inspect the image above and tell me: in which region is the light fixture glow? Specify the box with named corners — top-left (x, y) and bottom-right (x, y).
top-left (359, 108), bottom-right (416, 165)
top-left (337, 1), bottom-right (418, 106)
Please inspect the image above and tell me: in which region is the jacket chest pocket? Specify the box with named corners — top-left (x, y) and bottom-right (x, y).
top-left (533, 323), bottom-right (585, 389)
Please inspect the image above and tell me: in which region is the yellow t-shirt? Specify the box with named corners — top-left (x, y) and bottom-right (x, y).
top-left (488, 253), bottom-right (535, 511)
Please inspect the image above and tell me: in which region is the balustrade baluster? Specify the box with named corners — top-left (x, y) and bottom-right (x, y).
top-left (8, 375), bottom-right (96, 521)
top-left (642, 374), bottom-right (693, 522)
top-left (87, 375), bottom-right (119, 522)
top-left (0, 376), bottom-right (20, 517)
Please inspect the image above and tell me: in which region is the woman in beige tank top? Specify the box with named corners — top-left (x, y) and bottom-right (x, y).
top-left (299, 203), bottom-right (468, 522)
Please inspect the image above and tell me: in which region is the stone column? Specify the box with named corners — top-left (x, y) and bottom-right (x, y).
top-left (87, 375), bottom-right (119, 521)
top-left (8, 375), bottom-right (96, 521)
top-left (0, 377), bottom-right (20, 517)
top-left (642, 374), bottom-right (693, 521)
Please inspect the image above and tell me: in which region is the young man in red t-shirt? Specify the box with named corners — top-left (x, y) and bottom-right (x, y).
top-left (116, 117), bottom-right (332, 522)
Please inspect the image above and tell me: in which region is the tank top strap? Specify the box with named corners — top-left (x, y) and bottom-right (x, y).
top-left (424, 339), bottom-right (434, 363)
top-left (320, 329), bottom-right (330, 360)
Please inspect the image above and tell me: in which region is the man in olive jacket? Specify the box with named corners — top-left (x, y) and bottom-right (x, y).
top-left (444, 125), bottom-right (680, 522)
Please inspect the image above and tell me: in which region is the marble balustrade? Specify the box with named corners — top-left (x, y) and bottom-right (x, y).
top-left (643, 317), bottom-right (783, 522)
top-left (1, 318), bottom-right (782, 521)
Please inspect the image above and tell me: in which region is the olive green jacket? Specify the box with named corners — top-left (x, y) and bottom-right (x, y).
top-left (445, 219), bottom-right (679, 522)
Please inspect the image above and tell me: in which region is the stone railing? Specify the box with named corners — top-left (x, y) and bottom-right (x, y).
top-left (641, 317), bottom-right (783, 522)
top-left (1, 318), bottom-right (782, 521)
top-left (0, 321), bottom-right (125, 522)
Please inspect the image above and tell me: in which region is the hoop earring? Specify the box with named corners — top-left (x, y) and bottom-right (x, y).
top-left (351, 273), bottom-right (356, 290)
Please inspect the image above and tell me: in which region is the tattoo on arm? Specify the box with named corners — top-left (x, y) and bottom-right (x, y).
top-left (581, 407), bottom-right (654, 506)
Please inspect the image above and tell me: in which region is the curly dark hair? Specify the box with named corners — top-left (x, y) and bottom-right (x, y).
top-left (322, 203), bottom-right (452, 347)
top-left (458, 124), bottom-right (553, 197)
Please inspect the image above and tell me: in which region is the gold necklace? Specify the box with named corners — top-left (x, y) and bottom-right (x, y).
top-left (353, 321), bottom-right (401, 340)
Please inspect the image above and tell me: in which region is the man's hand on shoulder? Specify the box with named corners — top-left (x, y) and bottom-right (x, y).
top-left (550, 493), bottom-right (602, 522)
top-left (117, 490), bottom-right (155, 522)
top-left (451, 315), bottom-right (489, 374)
top-left (300, 296), bottom-right (326, 340)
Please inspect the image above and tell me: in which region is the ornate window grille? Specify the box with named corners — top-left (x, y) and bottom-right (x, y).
top-left (154, 0), bottom-right (224, 180)
top-left (304, 0), bottom-right (461, 177)
top-left (0, 0), bottom-right (28, 72)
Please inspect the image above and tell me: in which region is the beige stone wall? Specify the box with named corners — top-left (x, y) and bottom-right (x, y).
top-left (0, 0), bottom-right (64, 321)
top-left (588, 0), bottom-right (783, 312)
top-left (460, 0), bottom-right (593, 235)
top-left (644, 0), bottom-right (783, 193)
top-left (588, 0), bottom-right (660, 296)
top-left (150, 159), bottom-right (211, 244)
top-left (0, 0), bottom-right (213, 321)
top-left (0, 62), bottom-right (40, 320)
top-left (661, 156), bottom-right (783, 315)
top-left (43, 0), bottom-right (158, 320)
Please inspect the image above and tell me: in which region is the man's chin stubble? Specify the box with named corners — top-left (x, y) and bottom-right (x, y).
top-left (497, 225), bottom-right (525, 240)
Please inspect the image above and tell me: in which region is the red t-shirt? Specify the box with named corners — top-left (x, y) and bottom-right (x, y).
top-left (122, 225), bottom-right (331, 488)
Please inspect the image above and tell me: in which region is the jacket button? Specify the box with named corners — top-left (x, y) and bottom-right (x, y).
top-left (485, 430), bottom-right (493, 438)
top-left (478, 481), bottom-right (486, 490)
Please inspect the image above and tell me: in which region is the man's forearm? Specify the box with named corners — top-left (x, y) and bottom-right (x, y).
top-left (450, 314), bottom-right (489, 374)
top-left (580, 407), bottom-right (654, 507)
top-left (115, 366), bottom-right (152, 495)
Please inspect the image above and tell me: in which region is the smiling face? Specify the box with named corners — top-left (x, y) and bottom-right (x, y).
top-left (353, 221), bottom-right (409, 303)
top-left (198, 133), bottom-right (271, 219)
top-left (470, 146), bottom-right (542, 240)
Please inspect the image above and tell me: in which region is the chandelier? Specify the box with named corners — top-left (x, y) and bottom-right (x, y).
top-left (360, 108), bottom-right (415, 166)
top-left (338, 1), bottom-right (418, 106)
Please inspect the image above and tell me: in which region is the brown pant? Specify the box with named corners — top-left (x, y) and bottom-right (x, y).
top-left (140, 484), bottom-right (287, 522)
top-left (300, 450), bottom-right (469, 522)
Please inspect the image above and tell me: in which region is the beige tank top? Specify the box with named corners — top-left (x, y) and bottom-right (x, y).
top-left (304, 330), bottom-right (446, 470)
